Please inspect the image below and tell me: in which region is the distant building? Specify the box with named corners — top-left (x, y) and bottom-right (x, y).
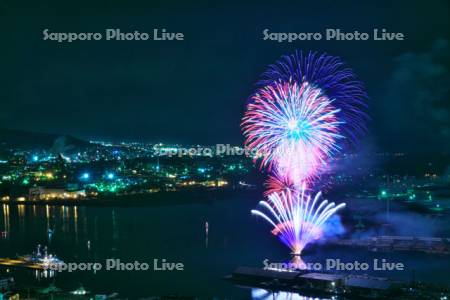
top-left (0, 277), bottom-right (14, 292)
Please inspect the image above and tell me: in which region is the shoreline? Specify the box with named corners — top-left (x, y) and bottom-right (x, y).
top-left (0, 188), bottom-right (259, 207)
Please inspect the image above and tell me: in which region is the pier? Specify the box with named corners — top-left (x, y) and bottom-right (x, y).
top-left (0, 258), bottom-right (45, 270)
top-left (228, 266), bottom-right (396, 299)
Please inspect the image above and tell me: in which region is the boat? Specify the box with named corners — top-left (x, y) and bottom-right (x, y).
top-left (71, 285), bottom-right (89, 295)
top-left (18, 244), bottom-right (64, 268)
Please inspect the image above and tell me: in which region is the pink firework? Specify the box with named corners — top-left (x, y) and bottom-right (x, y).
top-left (264, 173), bottom-right (295, 196)
top-left (242, 80), bottom-right (342, 185)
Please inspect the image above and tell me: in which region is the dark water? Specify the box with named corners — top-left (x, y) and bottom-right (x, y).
top-left (0, 195), bottom-right (449, 299)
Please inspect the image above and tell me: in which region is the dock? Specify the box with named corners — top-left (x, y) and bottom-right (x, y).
top-left (0, 258), bottom-right (45, 270)
top-left (227, 266), bottom-right (396, 299)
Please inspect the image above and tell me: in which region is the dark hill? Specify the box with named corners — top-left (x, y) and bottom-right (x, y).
top-left (0, 128), bottom-right (91, 152)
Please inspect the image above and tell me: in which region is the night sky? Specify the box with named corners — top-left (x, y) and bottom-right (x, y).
top-left (1, 1), bottom-right (449, 154)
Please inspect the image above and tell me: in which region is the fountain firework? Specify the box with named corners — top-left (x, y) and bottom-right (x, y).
top-left (251, 185), bottom-right (346, 255)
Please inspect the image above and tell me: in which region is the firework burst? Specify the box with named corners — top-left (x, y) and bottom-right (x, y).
top-left (264, 172), bottom-right (296, 197)
top-left (242, 80), bottom-right (342, 184)
top-left (259, 50), bottom-right (368, 143)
